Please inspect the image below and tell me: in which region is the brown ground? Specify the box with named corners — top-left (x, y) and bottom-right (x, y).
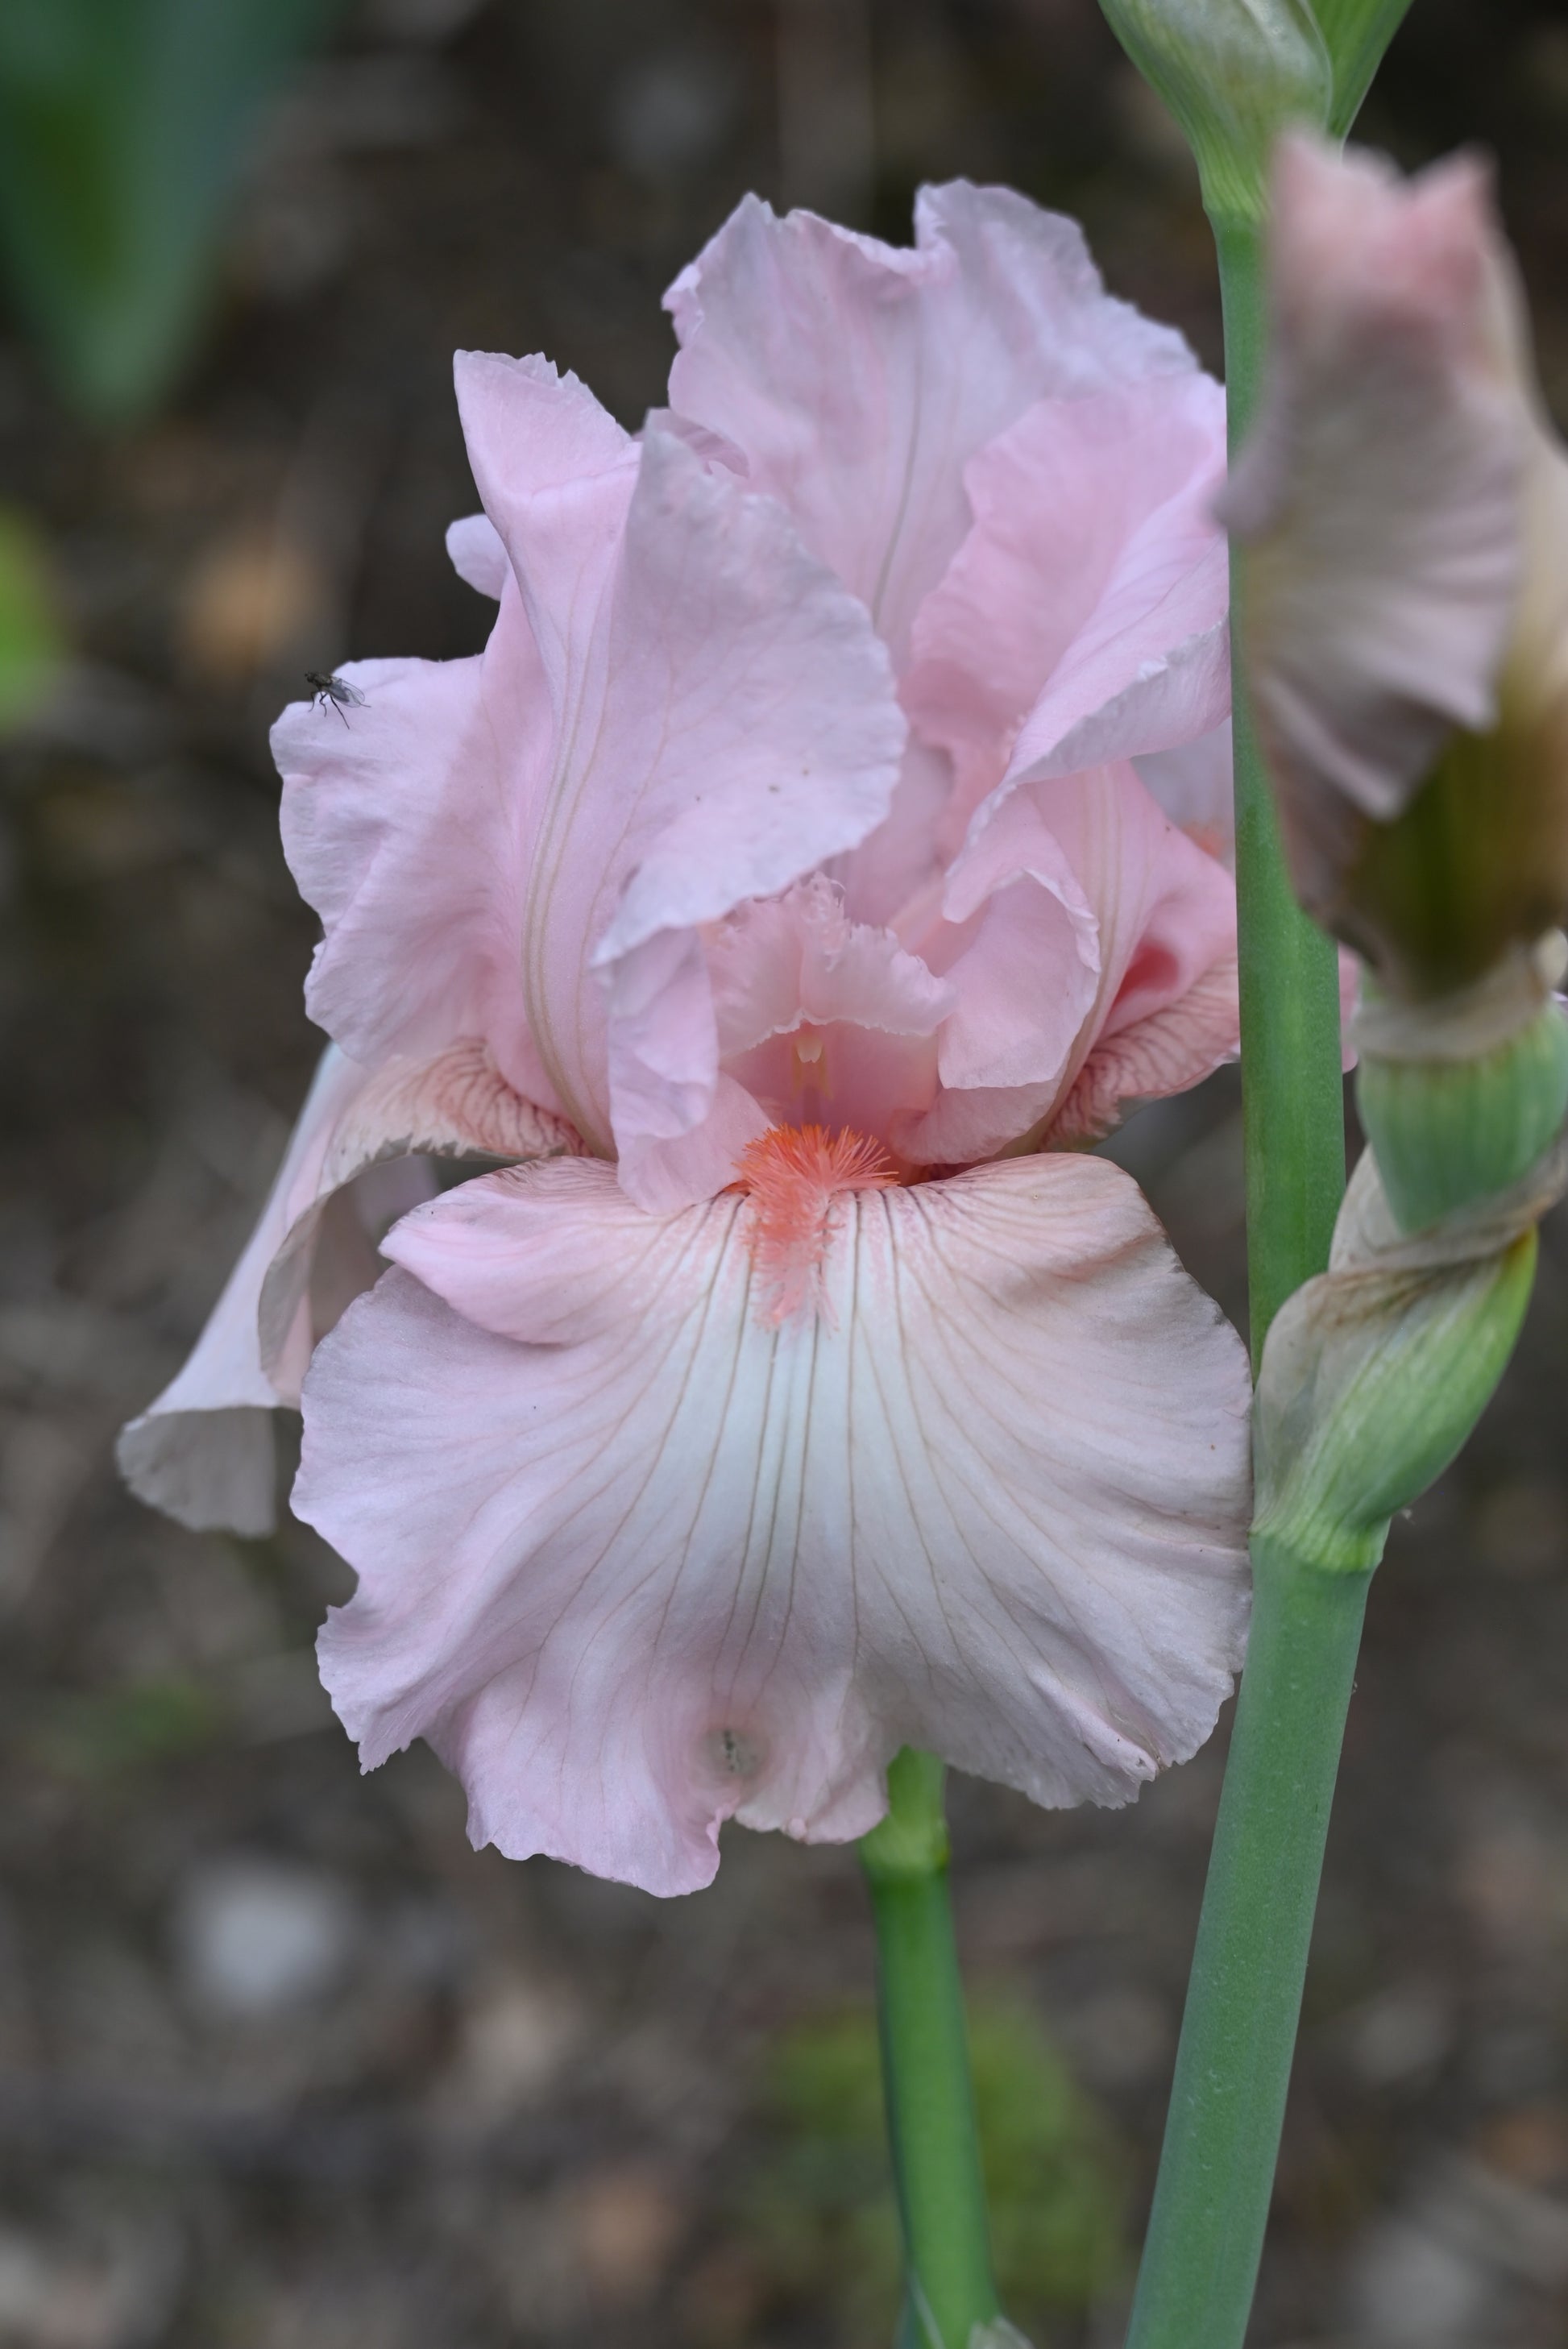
top-left (4, 2), bottom-right (1568, 2343)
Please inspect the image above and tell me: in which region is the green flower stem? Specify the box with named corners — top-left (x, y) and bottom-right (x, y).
top-left (1123, 1541), bottom-right (1371, 2349)
top-left (1216, 214), bottom-right (1347, 1358)
top-left (861, 1749), bottom-right (1000, 2349)
top-left (1121, 209), bottom-right (1356, 2348)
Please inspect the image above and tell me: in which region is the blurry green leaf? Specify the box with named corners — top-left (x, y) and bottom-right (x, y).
top-left (0, 0), bottom-right (347, 422)
top-left (744, 2002), bottom-right (1127, 2340)
top-left (969, 2007), bottom-right (1128, 2318)
top-left (31, 1674), bottom-right (226, 1778)
top-left (0, 504), bottom-right (63, 727)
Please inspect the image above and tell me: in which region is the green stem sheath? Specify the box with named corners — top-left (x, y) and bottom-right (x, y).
top-left (1215, 214), bottom-right (1346, 1359)
top-left (1121, 211), bottom-right (1358, 2349)
top-left (1123, 1544), bottom-right (1371, 2348)
top-left (862, 1749), bottom-right (999, 2349)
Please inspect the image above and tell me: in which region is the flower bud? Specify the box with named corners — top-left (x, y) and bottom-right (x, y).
top-left (1353, 950), bottom-right (1568, 1232)
top-left (1254, 1145), bottom-right (1555, 1575)
top-left (1224, 135), bottom-right (1568, 1225)
top-left (1099, 0), bottom-right (1333, 223)
top-left (1227, 135), bottom-right (1568, 999)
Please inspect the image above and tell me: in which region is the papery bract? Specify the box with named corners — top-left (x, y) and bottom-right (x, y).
top-left (122, 182), bottom-right (1255, 1888)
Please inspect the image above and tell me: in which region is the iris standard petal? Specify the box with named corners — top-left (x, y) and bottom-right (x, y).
top-left (906, 375), bottom-right (1229, 831)
top-left (275, 641), bottom-right (558, 1112)
top-left (666, 181), bottom-right (1196, 670)
top-left (458, 354), bottom-right (909, 1184)
top-left (900, 765), bottom-right (1238, 1164)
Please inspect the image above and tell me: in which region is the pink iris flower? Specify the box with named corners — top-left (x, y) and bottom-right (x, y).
top-left (121, 184), bottom-right (1253, 1895)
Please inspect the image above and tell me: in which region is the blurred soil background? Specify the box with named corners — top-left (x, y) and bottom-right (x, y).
top-left (3, 1), bottom-right (1568, 2343)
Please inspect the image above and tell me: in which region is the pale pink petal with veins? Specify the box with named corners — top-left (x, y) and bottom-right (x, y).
top-left (301, 1154), bottom-right (1251, 1895)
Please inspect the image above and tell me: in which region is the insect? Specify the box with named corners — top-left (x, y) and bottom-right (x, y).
top-left (305, 670), bottom-right (367, 728)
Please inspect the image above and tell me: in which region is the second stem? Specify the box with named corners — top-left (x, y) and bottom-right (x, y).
top-left (862, 1749), bottom-right (999, 2349)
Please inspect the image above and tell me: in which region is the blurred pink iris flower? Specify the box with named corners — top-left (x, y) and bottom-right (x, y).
top-left (121, 185), bottom-right (1253, 1895)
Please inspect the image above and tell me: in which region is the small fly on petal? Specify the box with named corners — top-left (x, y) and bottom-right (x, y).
top-left (305, 670), bottom-right (367, 728)
top-left (736, 1123), bottom-right (900, 1327)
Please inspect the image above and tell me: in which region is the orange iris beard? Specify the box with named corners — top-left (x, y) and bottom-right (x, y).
top-left (735, 1124), bottom-right (902, 1326)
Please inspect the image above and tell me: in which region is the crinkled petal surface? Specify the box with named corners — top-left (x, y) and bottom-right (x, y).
top-left (666, 181), bottom-right (1196, 669)
top-left (905, 375), bottom-right (1229, 832)
top-left (899, 764), bottom-right (1239, 1164)
top-left (708, 875), bottom-right (954, 1150)
top-left (117, 1042), bottom-right (581, 1536)
top-left (277, 359), bottom-right (906, 1200)
top-left (276, 646), bottom-right (555, 1109)
top-left (300, 1155), bottom-right (1252, 1896)
top-left (463, 357), bottom-right (906, 1195)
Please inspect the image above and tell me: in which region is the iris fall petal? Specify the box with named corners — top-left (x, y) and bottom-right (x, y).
top-left (117, 1043), bottom-right (580, 1534)
top-left (301, 1154), bottom-right (1252, 1895)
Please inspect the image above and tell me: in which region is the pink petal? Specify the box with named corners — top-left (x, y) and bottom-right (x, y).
top-left (898, 764), bottom-right (1237, 1164)
top-left (300, 1154), bottom-right (1251, 1895)
top-left (462, 358), bottom-right (906, 1190)
top-left (454, 351), bottom-right (638, 692)
top-left (279, 359), bottom-right (906, 1193)
top-left (906, 375), bottom-right (1230, 836)
top-left (666, 182), bottom-right (1196, 670)
top-left (707, 875), bottom-right (955, 1153)
top-left (259, 1039), bottom-right (586, 1396)
top-left (586, 427), bottom-right (905, 968)
top-left (446, 513), bottom-right (508, 598)
top-left (275, 637), bottom-right (556, 1113)
top-left (924, 785), bottom-right (1101, 1093)
top-left (1050, 956), bottom-right (1241, 1145)
top-left (118, 1049), bottom-right (359, 1536)
top-left (598, 932), bottom-right (771, 1211)
top-left (1220, 135), bottom-right (1524, 891)
top-left (615, 1072), bottom-right (773, 1214)
top-left (1135, 721), bottom-right (1235, 866)
top-left (711, 874), bottom-right (955, 1056)
top-left (1339, 946), bottom-right (1362, 1073)
top-left (828, 738), bottom-right (956, 931)
top-left (1036, 773), bottom-right (1242, 1143)
top-left (118, 1042), bottom-right (581, 1535)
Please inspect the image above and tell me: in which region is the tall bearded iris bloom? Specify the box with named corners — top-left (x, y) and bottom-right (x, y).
top-left (121, 184), bottom-right (1254, 1895)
